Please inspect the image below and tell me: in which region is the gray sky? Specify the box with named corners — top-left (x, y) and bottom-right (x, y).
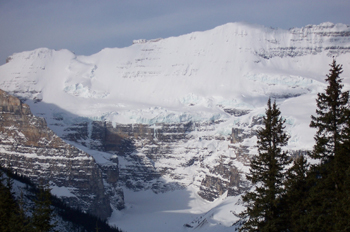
top-left (0, 0), bottom-right (349, 64)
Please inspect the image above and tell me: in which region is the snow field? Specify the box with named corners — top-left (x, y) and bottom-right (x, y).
top-left (0, 22), bottom-right (350, 231)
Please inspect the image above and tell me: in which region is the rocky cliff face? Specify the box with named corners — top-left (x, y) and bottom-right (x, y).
top-left (62, 117), bottom-right (257, 201)
top-left (0, 89), bottom-right (116, 219)
top-left (255, 22), bottom-right (350, 59)
top-left (0, 22), bottom-right (348, 213)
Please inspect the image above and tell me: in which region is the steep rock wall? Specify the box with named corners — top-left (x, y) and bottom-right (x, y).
top-left (0, 89), bottom-right (112, 219)
top-left (64, 119), bottom-right (252, 201)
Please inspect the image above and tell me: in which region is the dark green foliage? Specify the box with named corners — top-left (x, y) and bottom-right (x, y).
top-left (13, 192), bottom-right (32, 232)
top-left (304, 161), bottom-right (338, 232)
top-left (53, 199), bottom-right (122, 232)
top-left (31, 182), bottom-right (56, 232)
top-left (305, 60), bottom-right (350, 231)
top-left (0, 171), bottom-right (32, 232)
top-left (240, 99), bottom-right (291, 232)
top-left (0, 166), bottom-right (122, 232)
top-left (239, 61), bottom-right (350, 231)
top-left (309, 59), bottom-right (349, 161)
top-left (337, 166), bottom-right (350, 231)
top-left (0, 171), bottom-right (16, 232)
top-left (283, 155), bottom-right (309, 231)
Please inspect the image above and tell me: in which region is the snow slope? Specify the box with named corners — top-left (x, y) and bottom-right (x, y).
top-left (109, 187), bottom-right (244, 232)
top-left (1, 22), bottom-right (349, 125)
top-left (0, 22), bottom-right (350, 231)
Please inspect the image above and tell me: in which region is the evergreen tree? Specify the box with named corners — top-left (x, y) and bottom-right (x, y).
top-left (335, 109), bottom-right (350, 231)
top-left (283, 155), bottom-right (309, 231)
top-left (307, 60), bottom-right (350, 231)
top-left (11, 191), bottom-right (32, 232)
top-left (0, 168), bottom-right (123, 232)
top-left (338, 166), bottom-right (350, 231)
top-left (0, 172), bottom-right (16, 232)
top-left (310, 59), bottom-right (349, 162)
top-left (240, 98), bottom-right (291, 232)
top-left (0, 171), bottom-right (32, 232)
top-left (31, 182), bottom-right (56, 232)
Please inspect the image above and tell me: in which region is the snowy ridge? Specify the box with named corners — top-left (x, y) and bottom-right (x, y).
top-left (0, 22), bottom-right (350, 231)
top-left (1, 22), bottom-right (349, 125)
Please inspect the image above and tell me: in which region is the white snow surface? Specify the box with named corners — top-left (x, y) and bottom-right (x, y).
top-left (0, 22), bottom-right (350, 231)
top-left (109, 187), bottom-right (245, 232)
top-left (50, 183), bottom-right (77, 198)
top-left (1, 22), bottom-right (349, 129)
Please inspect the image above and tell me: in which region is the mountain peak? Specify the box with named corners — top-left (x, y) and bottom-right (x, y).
top-left (0, 22), bottom-right (350, 231)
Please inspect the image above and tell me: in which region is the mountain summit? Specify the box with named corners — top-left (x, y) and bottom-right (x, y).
top-left (0, 22), bottom-right (349, 231)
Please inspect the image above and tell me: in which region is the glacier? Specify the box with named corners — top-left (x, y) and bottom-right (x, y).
top-left (0, 21), bottom-right (350, 231)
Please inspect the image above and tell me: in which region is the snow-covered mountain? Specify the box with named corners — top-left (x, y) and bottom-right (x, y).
top-left (0, 22), bottom-right (350, 231)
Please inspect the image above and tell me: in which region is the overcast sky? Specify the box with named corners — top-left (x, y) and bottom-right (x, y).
top-left (0, 0), bottom-right (349, 64)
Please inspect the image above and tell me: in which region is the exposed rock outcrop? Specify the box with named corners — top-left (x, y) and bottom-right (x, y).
top-left (0, 89), bottom-right (112, 219)
top-left (198, 162), bottom-right (248, 201)
top-left (62, 118), bottom-right (254, 201)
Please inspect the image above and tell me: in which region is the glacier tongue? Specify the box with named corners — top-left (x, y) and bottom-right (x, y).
top-left (0, 22), bottom-right (350, 231)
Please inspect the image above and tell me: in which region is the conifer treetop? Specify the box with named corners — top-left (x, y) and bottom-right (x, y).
top-left (310, 59), bottom-right (349, 161)
top-left (240, 98), bottom-right (291, 232)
